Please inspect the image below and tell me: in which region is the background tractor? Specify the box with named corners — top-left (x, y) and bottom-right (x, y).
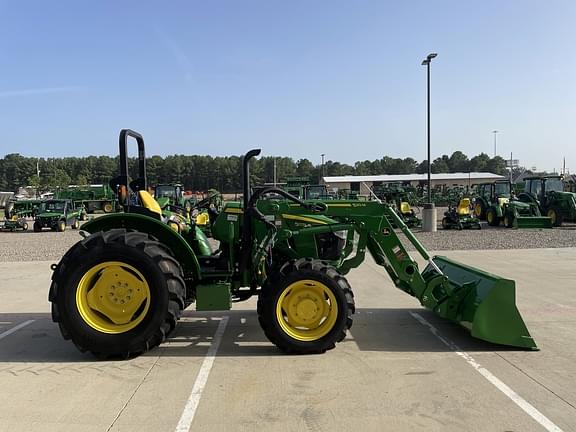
top-left (1, 199), bottom-right (42, 231)
top-left (48, 129), bottom-right (536, 359)
top-left (153, 183), bottom-right (193, 216)
top-left (373, 184), bottom-right (421, 228)
top-left (441, 197), bottom-right (481, 230)
top-left (474, 181), bottom-right (550, 228)
top-left (518, 176), bottom-right (576, 226)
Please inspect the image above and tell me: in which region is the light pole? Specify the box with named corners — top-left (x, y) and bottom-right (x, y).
top-left (421, 52), bottom-right (437, 232)
top-left (492, 130), bottom-right (499, 157)
top-left (321, 153), bottom-right (326, 179)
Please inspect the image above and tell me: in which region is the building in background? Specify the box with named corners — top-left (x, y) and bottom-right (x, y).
top-left (321, 172), bottom-right (505, 196)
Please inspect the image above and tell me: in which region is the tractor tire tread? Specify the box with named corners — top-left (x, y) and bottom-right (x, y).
top-left (49, 229), bottom-right (185, 358)
top-left (257, 258), bottom-right (354, 355)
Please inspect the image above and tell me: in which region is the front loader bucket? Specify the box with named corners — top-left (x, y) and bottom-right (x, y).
top-left (421, 256), bottom-right (537, 350)
top-left (515, 216), bottom-right (552, 229)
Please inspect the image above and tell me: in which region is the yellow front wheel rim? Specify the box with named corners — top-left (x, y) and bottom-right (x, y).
top-left (487, 211), bottom-right (494, 223)
top-left (474, 203), bottom-right (482, 217)
top-left (276, 280), bottom-right (338, 342)
top-left (548, 209), bottom-right (556, 225)
top-left (76, 261), bottom-right (151, 334)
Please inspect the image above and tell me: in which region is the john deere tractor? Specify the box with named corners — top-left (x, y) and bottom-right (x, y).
top-left (518, 176), bottom-right (576, 226)
top-left (473, 181), bottom-right (550, 228)
top-left (48, 130), bottom-right (537, 358)
top-left (1, 199), bottom-right (42, 231)
top-left (154, 184), bottom-right (193, 216)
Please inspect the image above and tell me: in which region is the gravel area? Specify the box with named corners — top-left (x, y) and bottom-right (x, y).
top-left (406, 224), bottom-right (576, 251)
top-left (1, 218), bottom-right (575, 263)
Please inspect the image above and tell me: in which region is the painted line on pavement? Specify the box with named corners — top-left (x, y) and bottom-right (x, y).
top-left (0, 320), bottom-right (35, 341)
top-left (410, 312), bottom-right (563, 432)
top-left (175, 316), bottom-right (229, 432)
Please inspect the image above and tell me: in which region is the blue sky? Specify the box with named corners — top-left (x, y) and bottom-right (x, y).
top-left (0, 1), bottom-right (574, 172)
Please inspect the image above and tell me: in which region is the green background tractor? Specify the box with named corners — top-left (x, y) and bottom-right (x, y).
top-left (518, 176), bottom-right (576, 226)
top-left (48, 129), bottom-right (537, 359)
top-left (474, 181), bottom-right (550, 228)
top-left (1, 199), bottom-right (42, 231)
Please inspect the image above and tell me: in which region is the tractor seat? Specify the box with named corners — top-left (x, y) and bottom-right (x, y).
top-left (400, 202), bottom-right (411, 215)
top-left (138, 191), bottom-right (162, 216)
top-left (457, 198), bottom-right (471, 216)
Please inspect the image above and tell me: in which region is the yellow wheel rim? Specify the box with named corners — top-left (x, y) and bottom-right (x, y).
top-left (474, 203), bottom-right (482, 217)
top-left (487, 211), bottom-right (494, 224)
top-left (76, 261), bottom-right (151, 334)
top-left (275, 279), bottom-right (338, 342)
top-left (104, 203), bottom-right (113, 213)
top-left (548, 209), bottom-right (556, 225)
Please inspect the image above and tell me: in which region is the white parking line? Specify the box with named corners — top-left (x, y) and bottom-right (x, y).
top-left (410, 312), bottom-right (564, 432)
top-left (0, 320), bottom-right (35, 341)
top-left (175, 316), bottom-right (229, 432)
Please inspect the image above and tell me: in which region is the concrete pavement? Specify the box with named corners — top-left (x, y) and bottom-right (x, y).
top-left (0, 248), bottom-right (575, 431)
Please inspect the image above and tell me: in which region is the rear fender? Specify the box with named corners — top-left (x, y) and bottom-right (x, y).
top-left (81, 213), bottom-right (201, 279)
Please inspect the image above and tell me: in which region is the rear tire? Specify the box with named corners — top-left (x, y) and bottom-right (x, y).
top-left (49, 229), bottom-right (186, 358)
top-left (257, 258), bottom-right (354, 354)
top-left (33, 221), bottom-right (42, 232)
top-left (22, 222), bottom-right (29, 231)
top-left (72, 219), bottom-right (80, 230)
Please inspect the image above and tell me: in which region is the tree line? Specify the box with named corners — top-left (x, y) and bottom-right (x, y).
top-left (0, 151), bottom-right (509, 193)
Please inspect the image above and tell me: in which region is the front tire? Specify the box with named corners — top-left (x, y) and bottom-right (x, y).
top-left (72, 219), bottom-right (80, 230)
top-left (486, 208), bottom-right (500, 226)
top-left (257, 258), bottom-right (354, 354)
top-left (49, 229), bottom-right (186, 358)
top-left (504, 213), bottom-right (514, 228)
top-left (33, 221), bottom-right (42, 232)
top-left (441, 217), bottom-right (450, 230)
top-left (547, 207), bottom-right (563, 227)
top-left (57, 220), bottom-right (66, 232)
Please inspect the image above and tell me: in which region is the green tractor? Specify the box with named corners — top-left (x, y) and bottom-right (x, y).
top-left (441, 197), bottom-right (481, 230)
top-left (33, 199), bottom-right (85, 232)
top-left (1, 199), bottom-right (43, 231)
top-left (473, 181), bottom-right (551, 228)
top-left (374, 184), bottom-right (421, 228)
top-left (153, 183), bottom-right (193, 216)
top-left (48, 129), bottom-right (537, 358)
top-left (518, 176), bottom-right (576, 226)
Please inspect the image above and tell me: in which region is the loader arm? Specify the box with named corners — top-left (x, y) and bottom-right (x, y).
top-left (272, 199), bottom-right (537, 350)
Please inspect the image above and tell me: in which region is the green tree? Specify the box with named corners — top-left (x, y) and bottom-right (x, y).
top-left (431, 157), bottom-right (450, 173)
top-left (486, 156), bottom-right (507, 175)
top-left (448, 151), bottom-right (469, 172)
top-left (469, 153), bottom-right (491, 172)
